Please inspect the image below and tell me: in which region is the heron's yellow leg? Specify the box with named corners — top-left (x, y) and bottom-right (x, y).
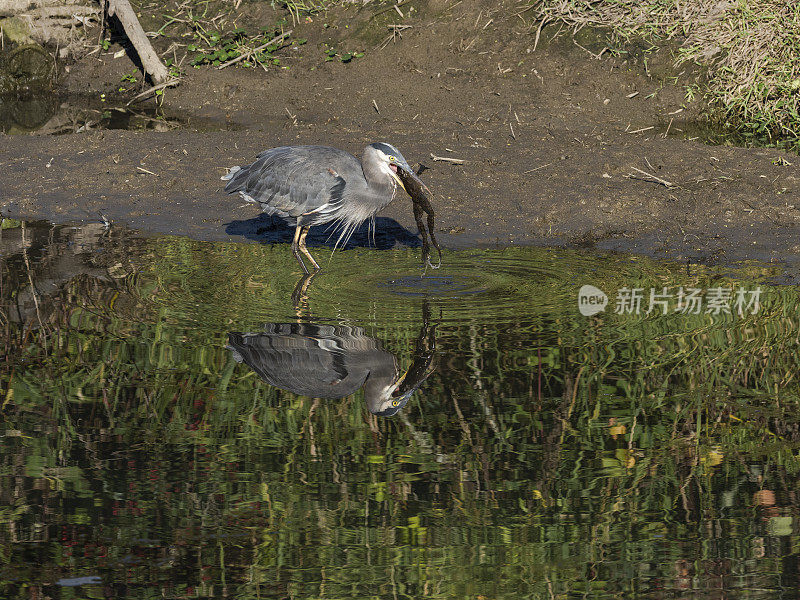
top-left (291, 225), bottom-right (309, 274)
top-left (298, 226), bottom-right (320, 271)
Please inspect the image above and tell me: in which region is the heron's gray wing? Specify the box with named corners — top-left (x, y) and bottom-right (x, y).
top-left (224, 146), bottom-right (360, 220)
top-left (227, 324), bottom-right (373, 398)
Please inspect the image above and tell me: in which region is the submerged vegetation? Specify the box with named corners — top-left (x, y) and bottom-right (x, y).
top-left (539, 0), bottom-right (800, 148)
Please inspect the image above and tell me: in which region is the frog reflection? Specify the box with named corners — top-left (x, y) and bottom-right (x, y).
top-left (227, 308), bottom-right (435, 416)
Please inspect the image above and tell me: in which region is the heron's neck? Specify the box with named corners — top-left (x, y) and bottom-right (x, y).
top-left (361, 160), bottom-right (398, 204)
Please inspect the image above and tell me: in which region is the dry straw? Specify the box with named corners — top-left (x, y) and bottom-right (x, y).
top-left (540, 0), bottom-right (800, 143)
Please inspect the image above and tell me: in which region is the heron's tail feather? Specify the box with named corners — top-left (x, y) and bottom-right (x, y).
top-left (221, 166), bottom-right (242, 181)
top-left (238, 191), bottom-right (259, 205)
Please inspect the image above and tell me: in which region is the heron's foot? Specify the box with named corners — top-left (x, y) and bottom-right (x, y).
top-left (420, 245), bottom-right (442, 275)
top-left (422, 257), bottom-right (440, 276)
top-left (426, 255), bottom-right (442, 270)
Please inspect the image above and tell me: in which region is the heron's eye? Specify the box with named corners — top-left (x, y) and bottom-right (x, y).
top-left (391, 400), bottom-right (399, 407)
top-left (388, 155), bottom-right (397, 162)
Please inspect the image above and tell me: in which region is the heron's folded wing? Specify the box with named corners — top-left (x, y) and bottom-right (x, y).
top-left (224, 146), bottom-right (353, 218)
top-left (228, 325), bottom-right (370, 398)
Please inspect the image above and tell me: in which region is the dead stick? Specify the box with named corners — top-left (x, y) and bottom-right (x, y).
top-left (218, 30), bottom-right (292, 69)
top-left (629, 166), bottom-right (674, 188)
top-left (523, 162), bottom-right (552, 174)
top-left (663, 117), bottom-right (673, 139)
top-left (532, 16), bottom-right (549, 52)
top-left (369, 0), bottom-right (412, 20)
top-left (107, 0), bottom-right (170, 84)
top-left (430, 153), bottom-right (464, 164)
top-left (126, 78), bottom-right (180, 105)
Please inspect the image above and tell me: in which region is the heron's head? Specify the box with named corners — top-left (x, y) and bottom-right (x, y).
top-left (367, 379), bottom-right (417, 417)
top-left (365, 142), bottom-right (418, 192)
top-left (365, 357), bottom-right (433, 417)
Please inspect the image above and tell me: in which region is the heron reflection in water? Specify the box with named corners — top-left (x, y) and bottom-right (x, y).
top-left (227, 304), bottom-right (436, 416)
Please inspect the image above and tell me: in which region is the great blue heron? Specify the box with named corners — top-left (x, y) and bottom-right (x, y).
top-left (227, 315), bottom-right (436, 416)
top-left (222, 143), bottom-right (441, 273)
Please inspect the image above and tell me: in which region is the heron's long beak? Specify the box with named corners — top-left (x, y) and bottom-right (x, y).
top-left (391, 364), bottom-right (432, 399)
top-left (390, 368), bottom-right (409, 394)
top-left (381, 331), bottom-right (435, 412)
top-left (390, 168), bottom-right (407, 192)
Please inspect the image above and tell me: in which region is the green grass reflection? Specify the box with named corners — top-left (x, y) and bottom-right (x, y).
top-left (1, 222), bottom-right (799, 598)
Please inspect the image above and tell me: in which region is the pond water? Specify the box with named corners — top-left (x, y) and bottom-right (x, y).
top-left (3, 220), bottom-right (800, 599)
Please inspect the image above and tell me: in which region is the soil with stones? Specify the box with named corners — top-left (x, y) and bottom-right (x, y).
top-left (3, 0), bottom-right (800, 275)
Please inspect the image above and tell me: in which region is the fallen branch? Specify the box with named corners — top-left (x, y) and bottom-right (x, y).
top-left (218, 30), bottom-right (292, 69)
top-left (107, 0), bottom-right (170, 84)
top-left (126, 78), bottom-right (180, 105)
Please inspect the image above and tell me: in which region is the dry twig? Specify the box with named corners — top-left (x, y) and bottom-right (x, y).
top-left (126, 78), bottom-right (180, 105)
top-left (626, 126), bottom-right (655, 134)
top-left (430, 154), bottom-right (464, 164)
top-left (524, 162), bottom-right (552, 174)
top-left (626, 166), bottom-right (675, 188)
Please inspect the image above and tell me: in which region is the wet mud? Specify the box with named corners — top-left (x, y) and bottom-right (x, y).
top-left (2, 0), bottom-right (800, 271)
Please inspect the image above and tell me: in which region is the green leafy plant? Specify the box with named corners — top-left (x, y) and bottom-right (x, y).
top-left (323, 45), bottom-right (365, 63)
top-left (188, 24), bottom-right (293, 69)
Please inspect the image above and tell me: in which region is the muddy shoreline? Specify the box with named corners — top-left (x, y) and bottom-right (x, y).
top-left (2, 0), bottom-right (800, 273)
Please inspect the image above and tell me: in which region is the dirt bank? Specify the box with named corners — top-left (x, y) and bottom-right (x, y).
top-left (2, 0), bottom-right (800, 270)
